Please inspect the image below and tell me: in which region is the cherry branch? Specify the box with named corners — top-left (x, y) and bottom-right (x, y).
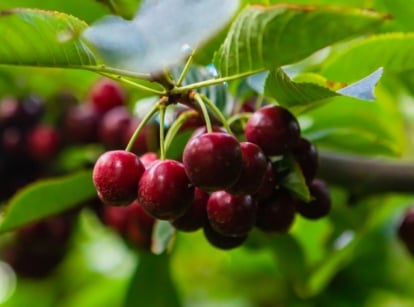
top-left (317, 150), bottom-right (414, 196)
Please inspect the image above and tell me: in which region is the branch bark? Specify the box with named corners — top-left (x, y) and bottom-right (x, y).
top-left (317, 150), bottom-right (414, 196)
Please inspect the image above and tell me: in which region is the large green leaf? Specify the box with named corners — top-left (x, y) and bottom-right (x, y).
top-left (124, 252), bottom-right (181, 307)
top-left (322, 33), bottom-right (414, 82)
top-left (0, 9), bottom-right (98, 68)
top-left (0, 170), bottom-right (96, 234)
top-left (214, 5), bottom-right (385, 77)
top-left (301, 93), bottom-right (405, 156)
top-left (83, 0), bottom-right (239, 74)
top-left (264, 67), bottom-right (382, 111)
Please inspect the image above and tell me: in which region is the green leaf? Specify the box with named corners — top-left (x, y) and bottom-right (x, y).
top-left (124, 252), bottom-right (181, 307)
top-left (301, 94), bottom-right (405, 156)
top-left (264, 67), bottom-right (382, 111)
top-left (0, 170), bottom-right (95, 234)
top-left (151, 220), bottom-right (176, 255)
top-left (214, 5), bottom-right (385, 77)
top-left (322, 33), bottom-right (414, 82)
top-left (83, 0), bottom-right (239, 73)
top-left (0, 8), bottom-right (98, 68)
top-left (280, 154), bottom-right (311, 202)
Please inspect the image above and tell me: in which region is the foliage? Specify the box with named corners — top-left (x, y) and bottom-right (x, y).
top-left (0, 0), bottom-right (414, 306)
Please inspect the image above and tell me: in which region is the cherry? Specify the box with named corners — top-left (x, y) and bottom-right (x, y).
top-left (98, 106), bottom-right (132, 149)
top-left (93, 150), bottom-right (145, 206)
top-left (295, 179), bottom-right (331, 220)
top-left (291, 137), bottom-right (318, 183)
top-left (63, 104), bottom-right (101, 144)
top-left (207, 190), bottom-right (257, 237)
top-left (183, 132), bottom-right (242, 191)
top-left (171, 187), bottom-right (209, 232)
top-left (89, 78), bottom-right (126, 113)
top-left (256, 189), bottom-right (296, 233)
top-left (254, 160), bottom-right (276, 202)
top-left (203, 222), bottom-right (247, 250)
top-left (27, 124), bottom-right (61, 161)
top-left (126, 200), bottom-right (155, 249)
top-left (245, 105), bottom-right (300, 156)
top-left (189, 125), bottom-right (227, 140)
top-left (122, 118), bottom-right (159, 155)
top-left (398, 207), bottom-right (414, 255)
top-left (227, 142), bottom-right (267, 195)
top-left (138, 159), bottom-right (194, 220)
top-left (102, 200), bottom-right (155, 250)
top-left (140, 152), bottom-right (158, 168)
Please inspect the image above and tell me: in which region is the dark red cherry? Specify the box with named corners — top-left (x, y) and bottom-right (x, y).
top-left (183, 132), bottom-right (243, 191)
top-left (93, 150), bottom-right (145, 206)
top-left (63, 104), bottom-right (101, 144)
top-left (254, 160), bottom-right (276, 202)
top-left (398, 207), bottom-right (414, 255)
top-left (256, 189), bottom-right (296, 233)
top-left (27, 124), bottom-right (61, 160)
top-left (207, 190), bottom-right (257, 237)
top-left (227, 142), bottom-right (267, 195)
top-left (203, 222), bottom-right (247, 250)
top-left (245, 105), bottom-right (300, 156)
top-left (98, 106), bottom-right (132, 149)
top-left (295, 179), bottom-right (331, 220)
top-left (89, 78), bottom-right (126, 113)
top-left (171, 187), bottom-right (209, 232)
top-left (291, 137), bottom-right (318, 183)
top-left (138, 159), bottom-right (194, 220)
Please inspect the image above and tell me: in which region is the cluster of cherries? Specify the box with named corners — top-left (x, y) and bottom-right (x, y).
top-left (0, 78), bottom-right (159, 278)
top-left (93, 92), bottom-right (332, 250)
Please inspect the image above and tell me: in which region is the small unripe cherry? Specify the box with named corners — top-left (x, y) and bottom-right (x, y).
top-left (93, 150), bottom-right (145, 206)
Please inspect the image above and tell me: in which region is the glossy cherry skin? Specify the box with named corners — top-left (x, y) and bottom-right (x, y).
top-left (203, 222), bottom-right (247, 250)
top-left (227, 142), bottom-right (267, 195)
top-left (171, 187), bottom-right (209, 232)
top-left (207, 190), bottom-right (257, 237)
top-left (98, 106), bottom-right (132, 149)
top-left (93, 150), bottom-right (145, 206)
top-left (183, 132), bottom-right (243, 191)
top-left (256, 189), bottom-right (296, 233)
top-left (245, 105), bottom-right (300, 156)
top-left (89, 78), bottom-right (126, 113)
top-left (295, 179), bottom-right (331, 220)
top-left (291, 137), bottom-right (318, 183)
top-left (254, 160), bottom-right (276, 202)
top-left (138, 159), bottom-right (194, 220)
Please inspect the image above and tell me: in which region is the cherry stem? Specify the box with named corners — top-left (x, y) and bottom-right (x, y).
top-left (194, 93), bottom-right (212, 133)
top-left (227, 112), bottom-right (251, 128)
top-left (176, 48), bottom-right (196, 86)
top-left (199, 94), bottom-right (232, 134)
top-left (99, 72), bottom-right (166, 96)
top-left (159, 104), bottom-right (167, 160)
top-left (164, 110), bottom-right (199, 154)
top-left (125, 100), bottom-right (161, 152)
